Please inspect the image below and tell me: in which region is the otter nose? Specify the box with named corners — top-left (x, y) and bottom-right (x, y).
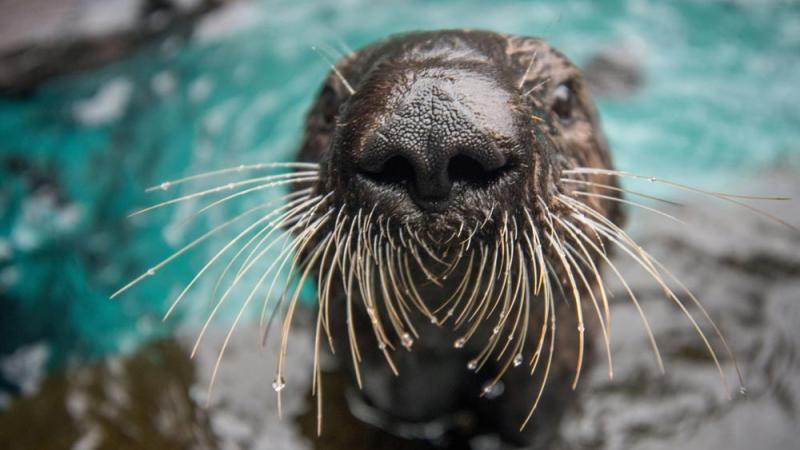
top-left (356, 117), bottom-right (509, 210)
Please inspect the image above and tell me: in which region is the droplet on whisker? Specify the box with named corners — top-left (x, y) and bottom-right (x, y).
top-left (401, 333), bottom-right (414, 349)
top-left (272, 376), bottom-right (285, 392)
top-left (482, 381), bottom-right (504, 399)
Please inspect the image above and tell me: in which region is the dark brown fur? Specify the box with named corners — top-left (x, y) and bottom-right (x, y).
top-left (294, 30), bottom-right (623, 448)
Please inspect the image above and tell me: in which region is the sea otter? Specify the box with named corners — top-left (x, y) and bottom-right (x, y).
top-left (291, 29), bottom-right (623, 448)
top-left (117, 29), bottom-right (751, 450)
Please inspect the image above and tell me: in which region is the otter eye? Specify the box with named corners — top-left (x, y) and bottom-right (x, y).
top-left (552, 83), bottom-right (575, 122)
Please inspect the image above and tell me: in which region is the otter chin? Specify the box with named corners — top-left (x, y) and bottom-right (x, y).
top-left (293, 29), bottom-right (624, 447)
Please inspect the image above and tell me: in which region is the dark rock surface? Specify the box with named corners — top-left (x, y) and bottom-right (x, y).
top-left (0, 0), bottom-right (224, 95)
top-left (584, 43), bottom-right (645, 100)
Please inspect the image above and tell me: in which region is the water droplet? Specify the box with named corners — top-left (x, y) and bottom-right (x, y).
top-left (430, 317), bottom-right (439, 325)
top-left (492, 327), bottom-right (500, 335)
top-left (513, 354), bottom-right (523, 367)
top-left (648, 177), bottom-right (657, 182)
top-left (378, 342), bottom-right (387, 351)
top-left (454, 338), bottom-right (466, 349)
top-left (467, 359), bottom-right (478, 370)
top-left (272, 377), bottom-right (285, 392)
top-left (482, 381), bottom-right (504, 399)
top-left (146, 268), bottom-right (156, 276)
top-left (739, 386), bottom-right (748, 396)
top-left (401, 333), bottom-right (414, 349)
top-left (226, 183), bottom-right (235, 190)
top-left (237, 164), bottom-right (245, 171)
top-left (577, 325), bottom-right (585, 333)
top-left (160, 182), bottom-right (171, 191)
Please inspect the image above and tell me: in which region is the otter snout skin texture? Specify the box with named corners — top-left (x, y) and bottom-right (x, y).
top-left (295, 30), bottom-right (623, 447)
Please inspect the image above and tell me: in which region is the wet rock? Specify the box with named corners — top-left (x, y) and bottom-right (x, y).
top-left (558, 171), bottom-right (800, 450)
top-left (583, 43), bottom-right (645, 100)
top-left (0, 0), bottom-right (224, 95)
top-left (0, 340), bottom-right (217, 450)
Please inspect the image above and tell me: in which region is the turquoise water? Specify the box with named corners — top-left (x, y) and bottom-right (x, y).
top-left (0, 0), bottom-right (798, 372)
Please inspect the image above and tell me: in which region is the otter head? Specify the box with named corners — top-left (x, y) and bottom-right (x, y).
top-left (291, 31), bottom-right (624, 438)
top-left (300, 30), bottom-right (621, 247)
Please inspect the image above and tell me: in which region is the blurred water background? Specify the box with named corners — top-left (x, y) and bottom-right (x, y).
top-left (0, 0), bottom-right (799, 449)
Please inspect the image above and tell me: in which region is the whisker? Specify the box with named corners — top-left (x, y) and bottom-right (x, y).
top-left (110, 202), bottom-right (277, 299)
top-left (186, 179), bottom-right (317, 221)
top-left (192, 208), bottom-right (328, 359)
top-left (523, 77), bottom-right (550, 97)
top-left (564, 167), bottom-right (798, 232)
top-left (540, 199), bottom-right (585, 390)
top-left (521, 269), bottom-right (556, 431)
top-left (145, 162), bottom-right (319, 192)
top-left (564, 167), bottom-right (791, 201)
top-left (567, 200), bottom-right (732, 394)
top-left (574, 191), bottom-right (686, 224)
top-left (554, 215), bottom-right (614, 379)
top-left (560, 178), bottom-right (683, 206)
top-left (164, 194), bottom-right (317, 320)
top-left (311, 46), bottom-right (356, 95)
top-left (518, 50), bottom-right (539, 89)
top-left (208, 190), bottom-right (314, 298)
top-left (209, 216), bottom-right (332, 411)
top-left (557, 195), bottom-right (665, 373)
top-left (129, 173), bottom-right (318, 217)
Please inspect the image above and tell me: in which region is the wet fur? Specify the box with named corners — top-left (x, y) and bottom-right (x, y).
top-left (295, 30), bottom-right (623, 447)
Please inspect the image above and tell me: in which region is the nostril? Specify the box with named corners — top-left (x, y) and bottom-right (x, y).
top-left (358, 154), bottom-right (416, 188)
top-left (447, 153), bottom-right (509, 187)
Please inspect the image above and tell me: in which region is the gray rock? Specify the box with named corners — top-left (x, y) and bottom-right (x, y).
top-left (0, 0), bottom-right (223, 95)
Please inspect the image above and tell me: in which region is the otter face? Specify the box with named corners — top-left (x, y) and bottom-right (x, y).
top-left (301, 30), bottom-right (620, 245)
top-left (291, 30), bottom-right (623, 439)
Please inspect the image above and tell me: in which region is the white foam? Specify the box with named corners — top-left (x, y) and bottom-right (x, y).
top-left (73, 78), bottom-right (133, 126)
top-left (194, 1), bottom-right (264, 42)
